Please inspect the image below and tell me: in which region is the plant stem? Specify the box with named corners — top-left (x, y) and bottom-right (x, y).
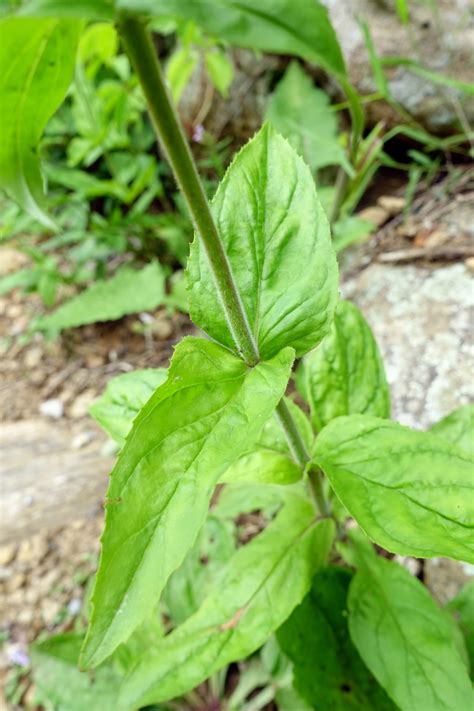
top-left (273, 399), bottom-right (331, 517)
top-left (328, 166), bottom-right (349, 226)
top-left (118, 16), bottom-right (259, 367)
top-left (118, 16), bottom-right (331, 517)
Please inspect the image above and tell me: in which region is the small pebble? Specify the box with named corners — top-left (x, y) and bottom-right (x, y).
top-left (377, 195), bottom-right (405, 215)
top-left (39, 398), bottom-right (64, 419)
top-left (357, 205), bottom-right (390, 228)
top-left (68, 598), bottom-right (82, 616)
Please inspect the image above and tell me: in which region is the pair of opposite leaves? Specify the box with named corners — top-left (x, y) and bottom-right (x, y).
top-left (81, 125), bottom-right (473, 707)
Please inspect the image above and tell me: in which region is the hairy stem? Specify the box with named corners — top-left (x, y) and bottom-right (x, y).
top-left (118, 16), bottom-right (259, 366)
top-left (273, 399), bottom-right (331, 517)
top-left (118, 16), bottom-right (330, 517)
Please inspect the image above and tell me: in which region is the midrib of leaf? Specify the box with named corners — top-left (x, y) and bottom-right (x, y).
top-left (249, 131), bottom-right (268, 347)
top-left (334, 316), bottom-right (350, 417)
top-left (353, 475), bottom-right (474, 532)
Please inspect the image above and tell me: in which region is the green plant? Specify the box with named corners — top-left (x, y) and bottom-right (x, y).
top-left (1, 3), bottom-right (473, 710)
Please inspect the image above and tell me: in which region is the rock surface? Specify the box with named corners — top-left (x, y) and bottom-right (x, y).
top-left (324, 0), bottom-right (474, 133)
top-left (0, 419), bottom-right (113, 543)
top-left (343, 262), bottom-right (474, 428)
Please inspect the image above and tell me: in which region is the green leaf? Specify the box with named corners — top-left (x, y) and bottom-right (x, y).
top-left (116, 0), bottom-right (346, 78)
top-left (277, 566), bottom-right (396, 709)
top-left (90, 368), bottom-right (168, 445)
top-left (297, 301), bottom-right (390, 430)
top-left (31, 633), bottom-right (119, 711)
top-left (18, 0), bottom-right (115, 20)
top-left (313, 415), bottom-right (474, 562)
top-left (0, 17), bottom-right (81, 226)
top-left (34, 262), bottom-right (166, 336)
top-left (360, 20), bottom-right (390, 100)
top-left (187, 123), bottom-right (338, 360)
top-left (163, 513), bottom-right (235, 625)
top-left (348, 549), bottom-right (472, 711)
top-left (32, 615), bottom-right (165, 709)
top-left (205, 48), bottom-right (233, 97)
top-left (78, 22), bottom-right (118, 64)
top-left (332, 215), bottom-right (375, 253)
top-left (213, 481), bottom-right (291, 521)
top-left (166, 45), bottom-right (198, 103)
top-left (266, 61), bottom-right (348, 172)
top-left (221, 398), bottom-right (312, 485)
top-left (0, 267), bottom-right (36, 296)
top-left (118, 497), bottom-right (335, 708)
top-left (80, 338), bottom-right (294, 669)
top-left (447, 581), bottom-right (474, 676)
top-left (381, 56), bottom-right (474, 97)
top-left (395, 0), bottom-right (409, 24)
top-left (431, 404), bottom-right (474, 456)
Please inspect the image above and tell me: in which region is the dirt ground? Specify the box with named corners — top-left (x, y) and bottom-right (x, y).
top-left (0, 166), bottom-right (473, 708)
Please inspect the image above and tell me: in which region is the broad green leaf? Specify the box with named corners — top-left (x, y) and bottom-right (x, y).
top-left (221, 399), bottom-right (312, 485)
top-left (90, 368), bottom-right (168, 445)
top-left (19, 0), bottom-right (115, 20)
top-left (277, 566), bottom-right (396, 709)
top-left (0, 17), bottom-right (81, 226)
top-left (221, 449), bottom-right (302, 486)
top-left (447, 581), bottom-right (474, 676)
top-left (213, 481), bottom-right (292, 521)
top-left (166, 45), bottom-right (198, 103)
top-left (118, 498), bottom-right (335, 708)
top-left (431, 404), bottom-right (474, 455)
top-left (31, 633), bottom-right (119, 711)
top-left (266, 61), bottom-right (348, 172)
top-left (80, 338), bottom-right (294, 669)
top-left (163, 514), bottom-right (235, 625)
top-left (116, 0), bottom-right (346, 78)
top-left (187, 124), bottom-right (338, 360)
top-left (113, 612), bottom-right (165, 673)
top-left (276, 686), bottom-right (312, 711)
top-left (205, 48), bottom-right (233, 97)
top-left (34, 262), bottom-right (166, 336)
top-left (313, 415), bottom-right (474, 562)
top-left (348, 550), bottom-right (472, 711)
top-left (78, 22), bottom-right (118, 64)
top-left (297, 301), bottom-right (390, 430)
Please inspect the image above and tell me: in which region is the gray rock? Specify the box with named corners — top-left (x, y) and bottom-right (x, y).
top-left (324, 0), bottom-right (474, 133)
top-left (343, 262), bottom-right (474, 428)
